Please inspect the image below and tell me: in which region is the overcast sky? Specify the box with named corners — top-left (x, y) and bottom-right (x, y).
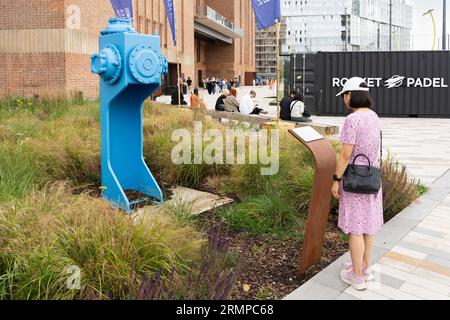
top-left (406, 0), bottom-right (449, 49)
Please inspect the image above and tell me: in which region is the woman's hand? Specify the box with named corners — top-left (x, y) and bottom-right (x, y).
top-left (332, 181), bottom-right (340, 200)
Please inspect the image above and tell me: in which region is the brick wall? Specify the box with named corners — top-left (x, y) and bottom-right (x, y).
top-left (65, 53), bottom-right (99, 99)
top-left (66, 0), bottom-right (112, 34)
top-left (63, 0), bottom-right (112, 99)
top-left (0, 53), bottom-right (66, 97)
top-left (0, 0), bottom-right (65, 30)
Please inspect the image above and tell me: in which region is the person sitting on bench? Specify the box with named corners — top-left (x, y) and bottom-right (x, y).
top-left (171, 79), bottom-right (187, 106)
top-left (224, 88), bottom-right (240, 113)
top-left (215, 89), bottom-right (230, 111)
top-left (190, 88), bottom-right (206, 110)
top-left (290, 92), bottom-right (312, 123)
top-left (280, 90), bottom-right (297, 120)
top-left (239, 90), bottom-right (266, 115)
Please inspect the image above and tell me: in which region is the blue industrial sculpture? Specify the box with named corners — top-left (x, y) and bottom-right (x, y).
top-left (91, 18), bottom-right (168, 213)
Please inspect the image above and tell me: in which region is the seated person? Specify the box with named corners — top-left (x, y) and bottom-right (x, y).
top-left (215, 89), bottom-right (230, 111)
top-left (171, 87), bottom-right (187, 105)
top-left (190, 88), bottom-right (206, 110)
top-left (280, 90), bottom-right (297, 120)
top-left (224, 88), bottom-right (240, 113)
top-left (290, 93), bottom-right (312, 123)
top-left (239, 90), bottom-right (266, 115)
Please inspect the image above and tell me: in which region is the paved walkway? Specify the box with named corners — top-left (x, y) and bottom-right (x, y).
top-left (285, 169), bottom-right (450, 300)
top-left (310, 116), bottom-right (450, 187)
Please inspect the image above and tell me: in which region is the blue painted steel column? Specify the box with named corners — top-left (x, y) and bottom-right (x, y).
top-left (91, 18), bottom-right (168, 213)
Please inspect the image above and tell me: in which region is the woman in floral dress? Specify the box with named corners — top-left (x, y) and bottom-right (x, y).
top-left (332, 77), bottom-right (383, 291)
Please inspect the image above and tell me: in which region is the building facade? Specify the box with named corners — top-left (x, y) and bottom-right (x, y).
top-left (194, 0), bottom-right (256, 86)
top-left (0, 0), bottom-right (255, 99)
top-left (281, 0), bottom-right (412, 53)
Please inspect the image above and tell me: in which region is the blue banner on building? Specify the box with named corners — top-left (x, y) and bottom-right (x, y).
top-left (110, 0), bottom-right (133, 19)
top-left (163, 0), bottom-right (177, 46)
top-left (251, 0), bottom-right (281, 30)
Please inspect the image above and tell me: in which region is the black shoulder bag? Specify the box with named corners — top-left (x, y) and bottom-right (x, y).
top-left (343, 131), bottom-right (383, 194)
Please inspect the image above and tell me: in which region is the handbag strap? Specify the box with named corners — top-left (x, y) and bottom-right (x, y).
top-left (380, 130), bottom-right (383, 168)
top-left (290, 101), bottom-right (298, 112)
top-left (352, 154), bottom-right (372, 166)
top-left (352, 129), bottom-right (382, 168)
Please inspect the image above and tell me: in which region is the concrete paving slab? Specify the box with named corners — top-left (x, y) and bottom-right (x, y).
top-left (335, 292), bottom-right (360, 300)
top-left (413, 226), bottom-right (448, 239)
top-left (134, 186), bottom-right (233, 219)
top-left (396, 197), bottom-right (440, 221)
top-left (373, 216), bottom-right (419, 250)
top-left (283, 280), bottom-right (342, 300)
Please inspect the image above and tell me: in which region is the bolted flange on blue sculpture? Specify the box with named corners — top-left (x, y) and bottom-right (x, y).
top-left (91, 18), bottom-right (168, 213)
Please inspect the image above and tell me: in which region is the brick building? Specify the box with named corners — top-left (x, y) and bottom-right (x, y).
top-left (0, 0), bottom-right (256, 99)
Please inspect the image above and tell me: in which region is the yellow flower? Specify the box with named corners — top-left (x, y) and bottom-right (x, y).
top-left (28, 102), bottom-right (33, 107)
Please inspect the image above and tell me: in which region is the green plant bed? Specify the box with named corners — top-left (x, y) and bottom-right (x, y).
top-left (219, 193), bottom-right (304, 237)
top-left (0, 183), bottom-right (204, 299)
top-left (0, 96), bottom-right (426, 300)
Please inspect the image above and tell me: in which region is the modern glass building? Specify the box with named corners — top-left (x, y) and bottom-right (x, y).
top-left (281, 0), bottom-right (413, 53)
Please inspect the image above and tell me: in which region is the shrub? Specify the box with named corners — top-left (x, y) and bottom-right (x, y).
top-left (143, 105), bottom-right (229, 188)
top-left (0, 102), bottom-right (101, 199)
top-left (220, 192), bottom-right (303, 236)
top-left (0, 145), bottom-right (41, 202)
top-left (382, 156), bottom-right (420, 221)
top-left (163, 197), bottom-right (195, 227)
top-left (131, 225), bottom-right (243, 300)
top-left (220, 130), bottom-right (334, 226)
top-left (0, 183), bottom-right (204, 300)
top-left (0, 96), bottom-right (70, 120)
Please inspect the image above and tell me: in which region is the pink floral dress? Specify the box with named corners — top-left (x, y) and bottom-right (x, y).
top-left (338, 110), bottom-right (384, 235)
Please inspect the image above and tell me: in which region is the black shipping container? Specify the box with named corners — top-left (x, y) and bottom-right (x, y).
top-left (289, 51), bottom-right (450, 118)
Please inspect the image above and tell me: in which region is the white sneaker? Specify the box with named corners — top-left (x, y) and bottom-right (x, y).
top-left (340, 268), bottom-right (367, 291)
top-left (342, 262), bottom-right (375, 282)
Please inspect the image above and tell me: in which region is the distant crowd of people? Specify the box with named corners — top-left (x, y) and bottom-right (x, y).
top-left (170, 76), bottom-right (266, 116)
top-left (201, 77), bottom-right (241, 95)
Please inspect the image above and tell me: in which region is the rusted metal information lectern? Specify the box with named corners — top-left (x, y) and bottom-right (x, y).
top-left (289, 127), bottom-right (337, 274)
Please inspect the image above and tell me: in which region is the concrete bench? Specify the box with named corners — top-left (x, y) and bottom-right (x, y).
top-left (205, 110), bottom-right (273, 124)
top-left (205, 110), bottom-right (339, 136)
top-left (152, 103), bottom-right (339, 136)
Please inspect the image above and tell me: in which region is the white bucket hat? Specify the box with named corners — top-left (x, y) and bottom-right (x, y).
top-left (336, 77), bottom-right (370, 97)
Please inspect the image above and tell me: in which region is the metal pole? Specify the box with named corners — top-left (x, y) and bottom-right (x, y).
top-left (302, 53), bottom-right (306, 96)
top-left (175, 19), bottom-right (181, 109)
top-left (177, 51), bottom-right (181, 108)
top-left (344, 8), bottom-right (348, 51)
top-left (276, 20), bottom-right (281, 123)
top-left (377, 23), bottom-right (380, 50)
top-left (444, 0), bottom-right (447, 50)
top-left (293, 52), bottom-right (296, 91)
top-left (389, 0), bottom-right (393, 51)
